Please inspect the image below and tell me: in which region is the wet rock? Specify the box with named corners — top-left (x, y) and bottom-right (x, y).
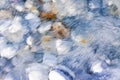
top-left (56, 39), bottom-right (72, 55)
top-left (38, 21), bottom-right (52, 33)
top-left (26, 63), bottom-right (49, 80)
top-left (0, 46), bottom-right (18, 59)
top-left (49, 65), bottom-right (75, 80)
top-left (51, 22), bottom-right (69, 39)
top-left (0, 10), bottom-right (12, 19)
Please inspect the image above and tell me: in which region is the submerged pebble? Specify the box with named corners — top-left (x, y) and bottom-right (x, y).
top-left (38, 21), bottom-right (52, 33)
top-left (26, 63), bottom-right (49, 80)
top-left (0, 10), bottom-right (12, 19)
top-left (56, 39), bottom-right (72, 55)
top-left (49, 65), bottom-right (75, 80)
top-left (52, 22), bottom-right (69, 39)
top-left (0, 46), bottom-right (17, 59)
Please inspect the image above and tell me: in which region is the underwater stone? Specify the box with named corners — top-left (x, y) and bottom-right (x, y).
top-left (0, 46), bottom-right (17, 59)
top-left (56, 39), bottom-right (72, 55)
top-left (0, 10), bottom-right (12, 19)
top-left (49, 65), bottom-right (75, 80)
top-left (25, 0), bottom-right (33, 9)
top-left (14, 4), bottom-right (25, 12)
top-left (26, 63), bottom-right (49, 80)
top-left (90, 62), bottom-right (103, 73)
top-left (38, 21), bottom-right (52, 34)
top-left (25, 13), bottom-right (41, 30)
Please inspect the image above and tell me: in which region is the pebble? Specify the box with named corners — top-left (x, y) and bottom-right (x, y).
top-left (4, 17), bottom-right (26, 42)
top-left (41, 36), bottom-right (57, 53)
top-left (38, 21), bottom-right (52, 33)
top-left (25, 0), bottom-right (33, 9)
top-left (90, 62), bottom-right (103, 73)
top-left (49, 65), bottom-right (75, 80)
top-left (49, 70), bottom-right (67, 80)
top-left (41, 35), bottom-right (52, 42)
top-left (0, 10), bottom-right (12, 19)
top-left (25, 13), bottom-right (38, 20)
top-left (26, 36), bottom-right (33, 46)
top-left (56, 39), bottom-right (72, 55)
top-left (14, 4), bottom-right (25, 12)
top-left (25, 13), bottom-right (41, 30)
top-left (52, 22), bottom-right (69, 39)
top-left (8, 20), bottom-right (22, 33)
top-left (71, 34), bottom-right (88, 45)
top-left (26, 63), bottom-right (49, 80)
top-left (26, 31), bottom-right (41, 51)
top-left (30, 6), bottom-right (39, 16)
top-left (0, 46), bottom-right (17, 59)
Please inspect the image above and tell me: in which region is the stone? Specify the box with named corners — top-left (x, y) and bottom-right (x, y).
top-left (52, 22), bottom-right (69, 39)
top-left (0, 10), bottom-right (12, 19)
top-left (26, 63), bottom-right (49, 80)
top-left (0, 47), bottom-right (17, 59)
top-left (90, 62), bottom-right (103, 73)
top-left (15, 4), bottom-right (25, 12)
top-left (56, 39), bottom-right (72, 55)
top-left (49, 65), bottom-right (75, 80)
top-left (38, 21), bottom-right (52, 33)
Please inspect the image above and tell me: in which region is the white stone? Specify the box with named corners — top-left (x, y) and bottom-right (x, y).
top-left (105, 59), bottom-right (111, 65)
top-left (38, 22), bottom-right (52, 33)
top-left (3, 17), bottom-right (26, 42)
top-left (56, 65), bottom-right (75, 78)
top-left (49, 65), bottom-right (75, 80)
top-left (25, 13), bottom-right (41, 30)
top-left (25, 0), bottom-right (33, 9)
top-left (8, 22), bottom-right (22, 33)
top-left (28, 71), bottom-right (44, 80)
top-left (49, 70), bottom-right (66, 80)
top-left (25, 13), bottom-right (38, 20)
top-left (91, 62), bottom-right (103, 73)
top-left (26, 63), bottom-right (49, 80)
top-left (0, 47), bottom-right (17, 59)
top-left (8, 16), bottom-right (22, 33)
top-left (15, 4), bottom-right (24, 12)
top-left (26, 36), bottom-right (33, 46)
top-left (56, 39), bottom-right (72, 55)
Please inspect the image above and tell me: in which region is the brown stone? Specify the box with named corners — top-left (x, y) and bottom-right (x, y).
top-left (40, 11), bottom-right (56, 19)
